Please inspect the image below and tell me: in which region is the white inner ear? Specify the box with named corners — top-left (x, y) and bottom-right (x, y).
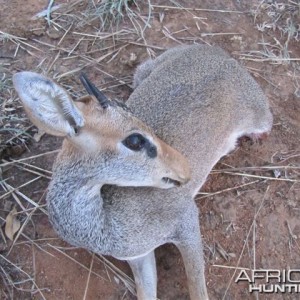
top-left (13, 71), bottom-right (84, 137)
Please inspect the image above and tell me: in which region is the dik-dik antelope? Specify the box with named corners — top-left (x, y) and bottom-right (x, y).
top-left (13, 44), bottom-right (272, 299)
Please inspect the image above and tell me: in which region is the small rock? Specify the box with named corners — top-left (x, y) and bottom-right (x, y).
top-left (47, 28), bottom-right (63, 40)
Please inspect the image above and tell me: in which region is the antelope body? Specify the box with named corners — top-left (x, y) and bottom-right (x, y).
top-left (13, 44), bottom-right (272, 300)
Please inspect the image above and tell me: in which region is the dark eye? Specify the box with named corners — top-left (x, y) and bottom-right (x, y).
top-left (122, 133), bottom-right (146, 151)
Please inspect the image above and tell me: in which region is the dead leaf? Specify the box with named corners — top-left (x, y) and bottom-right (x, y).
top-left (5, 207), bottom-right (21, 241)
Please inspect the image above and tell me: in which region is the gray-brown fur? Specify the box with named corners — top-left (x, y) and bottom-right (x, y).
top-left (14, 45), bottom-right (272, 300)
top-left (48, 45), bottom-right (272, 299)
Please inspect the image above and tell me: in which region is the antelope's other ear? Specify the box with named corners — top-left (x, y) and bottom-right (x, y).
top-left (13, 71), bottom-right (84, 137)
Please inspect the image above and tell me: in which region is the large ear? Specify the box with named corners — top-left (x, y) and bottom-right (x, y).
top-left (13, 71), bottom-right (84, 137)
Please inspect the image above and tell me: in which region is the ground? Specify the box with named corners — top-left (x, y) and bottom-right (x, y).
top-left (0, 0), bottom-right (300, 299)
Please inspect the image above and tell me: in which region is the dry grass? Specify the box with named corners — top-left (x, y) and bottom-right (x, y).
top-left (82, 0), bottom-right (152, 30)
top-left (0, 66), bottom-right (31, 160)
top-left (237, 1), bottom-right (300, 65)
top-left (253, 0), bottom-right (300, 42)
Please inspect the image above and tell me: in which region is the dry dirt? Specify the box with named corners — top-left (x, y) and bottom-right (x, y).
top-left (0, 0), bottom-right (300, 300)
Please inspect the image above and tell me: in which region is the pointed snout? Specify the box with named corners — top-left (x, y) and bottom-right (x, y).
top-left (159, 139), bottom-right (191, 186)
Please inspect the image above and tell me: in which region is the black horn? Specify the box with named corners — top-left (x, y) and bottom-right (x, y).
top-left (79, 73), bottom-right (110, 109)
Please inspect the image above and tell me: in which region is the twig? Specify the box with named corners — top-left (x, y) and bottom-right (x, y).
top-left (128, 41), bottom-right (165, 50)
top-left (83, 253), bottom-right (94, 300)
top-left (213, 265), bottom-right (251, 271)
top-left (196, 180), bottom-right (260, 199)
top-left (0, 176), bottom-right (42, 200)
top-left (219, 171), bottom-right (299, 183)
top-left (2, 181), bottom-right (48, 215)
top-left (152, 5), bottom-right (245, 14)
top-left (0, 150), bottom-right (59, 167)
top-left (201, 32), bottom-right (242, 37)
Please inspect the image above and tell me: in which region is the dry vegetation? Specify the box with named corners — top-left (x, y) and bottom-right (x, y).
top-left (0, 1), bottom-right (299, 299)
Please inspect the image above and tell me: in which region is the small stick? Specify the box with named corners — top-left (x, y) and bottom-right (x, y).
top-left (152, 5), bottom-right (245, 14)
top-left (14, 165), bottom-right (52, 180)
top-left (0, 176), bottom-right (42, 200)
top-left (57, 23), bottom-right (73, 46)
top-left (128, 41), bottom-right (166, 50)
top-left (213, 264), bottom-right (251, 271)
top-left (196, 180), bottom-right (260, 199)
top-left (201, 32), bottom-right (242, 37)
top-left (17, 161), bottom-right (52, 175)
top-left (47, 50), bottom-right (61, 73)
top-left (73, 30), bottom-right (127, 39)
top-left (3, 182), bottom-right (48, 215)
top-left (239, 57), bottom-right (300, 62)
top-left (83, 254), bottom-right (95, 300)
top-left (4, 125), bottom-right (34, 144)
top-left (286, 221), bottom-right (297, 240)
top-left (220, 171), bottom-right (299, 183)
top-left (0, 150), bottom-right (59, 167)
top-left (0, 30), bottom-right (27, 40)
top-left (212, 165), bottom-right (300, 172)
